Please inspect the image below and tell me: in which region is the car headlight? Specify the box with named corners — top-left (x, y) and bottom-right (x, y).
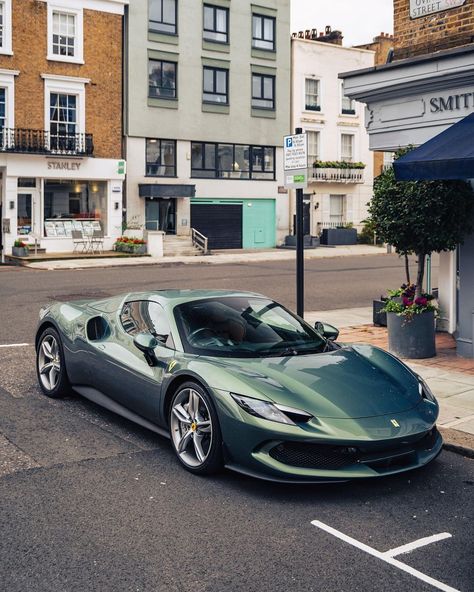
top-left (418, 377), bottom-right (436, 403)
top-left (231, 393), bottom-right (312, 425)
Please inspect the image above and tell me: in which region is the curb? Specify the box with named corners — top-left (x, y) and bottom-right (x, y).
top-left (439, 427), bottom-right (474, 459)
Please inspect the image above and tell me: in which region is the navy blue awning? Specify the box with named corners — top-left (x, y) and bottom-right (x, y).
top-left (393, 112), bottom-right (474, 181)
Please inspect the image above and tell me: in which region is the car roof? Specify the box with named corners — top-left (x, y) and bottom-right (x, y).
top-left (144, 289), bottom-right (265, 306)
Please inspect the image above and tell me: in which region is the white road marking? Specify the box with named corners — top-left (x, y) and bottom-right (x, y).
top-left (311, 520), bottom-right (460, 592)
top-left (384, 533), bottom-right (452, 558)
top-left (0, 343), bottom-right (31, 348)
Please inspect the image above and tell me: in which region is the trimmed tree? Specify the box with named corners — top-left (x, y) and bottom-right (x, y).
top-left (369, 149), bottom-right (474, 300)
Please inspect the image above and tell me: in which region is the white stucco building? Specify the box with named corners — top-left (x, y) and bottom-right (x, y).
top-left (291, 31), bottom-right (375, 236)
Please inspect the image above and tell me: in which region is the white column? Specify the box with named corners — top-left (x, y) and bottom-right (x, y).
top-left (437, 250), bottom-right (457, 333)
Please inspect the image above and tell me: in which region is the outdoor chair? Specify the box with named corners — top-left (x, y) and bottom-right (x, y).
top-left (91, 229), bottom-right (104, 253)
top-left (71, 230), bottom-right (87, 253)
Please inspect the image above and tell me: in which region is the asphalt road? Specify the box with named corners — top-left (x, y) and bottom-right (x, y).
top-left (4, 253), bottom-right (473, 592)
top-left (0, 253), bottom-right (437, 344)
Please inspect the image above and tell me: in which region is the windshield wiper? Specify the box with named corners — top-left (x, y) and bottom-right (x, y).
top-left (260, 347), bottom-right (299, 357)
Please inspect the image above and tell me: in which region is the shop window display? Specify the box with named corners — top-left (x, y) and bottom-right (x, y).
top-left (43, 180), bottom-right (107, 237)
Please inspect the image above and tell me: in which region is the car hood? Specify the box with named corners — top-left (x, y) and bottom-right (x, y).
top-left (203, 344), bottom-right (421, 419)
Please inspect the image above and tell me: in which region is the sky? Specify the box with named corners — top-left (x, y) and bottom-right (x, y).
top-left (291, 0), bottom-right (394, 47)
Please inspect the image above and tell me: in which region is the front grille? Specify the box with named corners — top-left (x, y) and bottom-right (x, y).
top-left (269, 428), bottom-right (439, 472)
top-left (269, 442), bottom-right (358, 470)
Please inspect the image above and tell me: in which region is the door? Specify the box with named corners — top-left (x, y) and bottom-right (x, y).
top-left (86, 301), bottom-right (175, 422)
top-left (191, 203), bottom-right (242, 249)
top-left (242, 199), bottom-right (276, 248)
top-left (17, 193), bottom-right (33, 236)
top-left (145, 198), bottom-right (176, 233)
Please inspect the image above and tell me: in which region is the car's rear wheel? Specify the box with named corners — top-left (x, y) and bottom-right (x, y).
top-left (36, 327), bottom-right (70, 398)
top-left (169, 381), bottom-right (223, 475)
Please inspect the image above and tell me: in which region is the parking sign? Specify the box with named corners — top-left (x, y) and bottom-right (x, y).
top-left (284, 133), bottom-right (308, 189)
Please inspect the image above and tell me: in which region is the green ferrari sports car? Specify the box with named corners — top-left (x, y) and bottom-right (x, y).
top-left (35, 290), bottom-right (442, 482)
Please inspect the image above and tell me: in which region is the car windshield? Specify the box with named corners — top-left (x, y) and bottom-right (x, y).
top-left (174, 296), bottom-right (326, 358)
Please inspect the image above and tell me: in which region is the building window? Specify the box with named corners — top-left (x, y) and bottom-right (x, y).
top-left (305, 79), bottom-right (320, 111)
top-left (17, 194), bottom-right (32, 235)
top-left (203, 67), bottom-right (228, 104)
top-left (341, 134), bottom-right (354, 162)
top-left (0, 0), bottom-right (12, 54)
top-left (307, 131), bottom-right (320, 165)
top-left (47, 6), bottom-right (83, 63)
top-left (50, 93), bottom-right (77, 152)
top-left (252, 14), bottom-right (275, 51)
top-left (146, 139), bottom-right (176, 176)
top-left (329, 195), bottom-right (345, 224)
top-left (148, 59), bottom-right (177, 99)
top-left (203, 5), bottom-right (228, 43)
top-left (43, 180), bottom-right (108, 236)
top-left (149, 0), bottom-right (177, 35)
top-left (191, 142), bottom-right (275, 180)
top-left (252, 74), bottom-right (275, 110)
top-left (341, 85), bottom-right (356, 115)
top-left (52, 11), bottom-right (75, 57)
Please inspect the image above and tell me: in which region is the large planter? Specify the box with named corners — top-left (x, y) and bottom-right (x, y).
top-left (320, 228), bottom-right (357, 245)
top-left (115, 243), bottom-right (147, 255)
top-left (387, 310), bottom-right (436, 359)
top-left (12, 247), bottom-right (29, 257)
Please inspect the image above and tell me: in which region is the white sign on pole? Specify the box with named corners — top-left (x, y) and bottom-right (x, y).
top-left (410, 0), bottom-right (466, 19)
top-left (284, 134), bottom-right (308, 171)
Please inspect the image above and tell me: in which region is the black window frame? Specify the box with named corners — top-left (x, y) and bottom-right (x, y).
top-left (148, 59), bottom-right (177, 99)
top-left (203, 4), bottom-right (229, 44)
top-left (202, 66), bottom-right (229, 105)
top-left (149, 0), bottom-right (178, 35)
top-left (252, 14), bottom-right (275, 51)
top-left (251, 73), bottom-right (275, 110)
top-left (145, 138), bottom-right (177, 177)
top-left (191, 142), bottom-right (275, 180)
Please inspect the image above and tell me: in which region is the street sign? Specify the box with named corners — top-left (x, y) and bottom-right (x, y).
top-left (284, 169), bottom-right (308, 190)
top-left (284, 133), bottom-right (308, 171)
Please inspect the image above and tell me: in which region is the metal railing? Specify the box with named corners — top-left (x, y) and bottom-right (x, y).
top-left (317, 221), bottom-right (348, 231)
top-left (191, 228), bottom-right (209, 254)
top-left (310, 167), bottom-right (364, 183)
top-left (0, 128), bottom-right (94, 156)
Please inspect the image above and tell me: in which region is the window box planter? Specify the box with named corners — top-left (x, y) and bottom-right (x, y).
top-left (387, 310), bottom-right (436, 359)
top-left (115, 243), bottom-right (147, 255)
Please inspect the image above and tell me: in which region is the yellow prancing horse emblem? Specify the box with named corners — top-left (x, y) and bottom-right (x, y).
top-left (390, 419), bottom-right (400, 428)
top-left (168, 360), bottom-right (178, 372)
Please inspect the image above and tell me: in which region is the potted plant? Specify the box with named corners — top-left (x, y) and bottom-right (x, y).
top-left (369, 147), bottom-right (474, 358)
top-left (12, 238), bottom-right (29, 257)
top-left (113, 236), bottom-right (147, 255)
top-left (383, 284), bottom-right (437, 358)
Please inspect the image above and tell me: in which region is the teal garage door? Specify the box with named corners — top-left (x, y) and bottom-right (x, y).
top-left (242, 199), bottom-right (276, 249)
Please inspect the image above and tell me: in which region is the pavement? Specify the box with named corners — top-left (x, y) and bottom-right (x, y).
top-left (21, 243), bottom-right (388, 270)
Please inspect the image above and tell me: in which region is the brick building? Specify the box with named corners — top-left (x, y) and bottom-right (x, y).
top-left (341, 0), bottom-right (474, 358)
top-left (393, 0), bottom-right (474, 59)
top-left (0, 0), bottom-right (127, 256)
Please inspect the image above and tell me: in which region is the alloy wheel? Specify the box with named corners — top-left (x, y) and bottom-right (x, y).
top-left (38, 334), bottom-right (62, 392)
top-left (170, 387), bottom-right (213, 468)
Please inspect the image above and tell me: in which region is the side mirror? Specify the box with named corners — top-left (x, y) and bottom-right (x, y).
top-left (133, 332), bottom-right (159, 366)
top-left (314, 321), bottom-right (339, 342)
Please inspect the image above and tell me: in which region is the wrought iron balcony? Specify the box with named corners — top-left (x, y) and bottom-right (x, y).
top-left (0, 128), bottom-right (94, 156)
top-left (310, 164), bottom-right (365, 184)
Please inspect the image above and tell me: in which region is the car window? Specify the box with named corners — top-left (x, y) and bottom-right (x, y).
top-left (174, 296), bottom-right (325, 358)
top-left (120, 300), bottom-right (174, 348)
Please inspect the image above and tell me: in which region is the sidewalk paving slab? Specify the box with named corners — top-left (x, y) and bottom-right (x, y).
top-left (22, 244), bottom-right (388, 271)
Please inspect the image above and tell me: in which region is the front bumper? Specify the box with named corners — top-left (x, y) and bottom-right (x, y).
top-left (215, 392), bottom-right (442, 482)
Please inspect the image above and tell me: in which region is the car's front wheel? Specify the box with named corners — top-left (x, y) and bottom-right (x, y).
top-left (36, 327), bottom-right (70, 398)
top-left (169, 382), bottom-right (223, 475)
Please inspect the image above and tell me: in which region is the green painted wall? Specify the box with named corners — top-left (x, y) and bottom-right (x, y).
top-left (190, 198), bottom-right (276, 248)
top-left (242, 199), bottom-right (275, 248)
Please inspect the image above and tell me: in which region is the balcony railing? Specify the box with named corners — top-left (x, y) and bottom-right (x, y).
top-left (0, 128), bottom-right (94, 156)
top-left (310, 166), bottom-right (364, 183)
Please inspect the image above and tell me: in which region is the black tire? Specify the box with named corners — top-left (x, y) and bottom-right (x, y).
top-left (36, 327), bottom-right (70, 399)
top-left (169, 381), bottom-right (223, 476)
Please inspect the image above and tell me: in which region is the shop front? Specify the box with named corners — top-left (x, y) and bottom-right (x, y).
top-left (341, 45), bottom-right (474, 357)
top-left (1, 154), bottom-right (125, 255)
